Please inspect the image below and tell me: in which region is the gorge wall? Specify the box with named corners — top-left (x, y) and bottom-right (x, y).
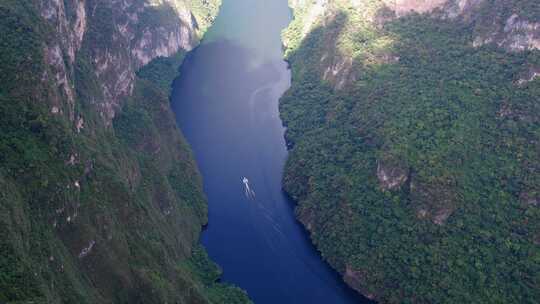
top-left (0, 0), bottom-right (249, 303)
top-left (282, 0), bottom-right (539, 302)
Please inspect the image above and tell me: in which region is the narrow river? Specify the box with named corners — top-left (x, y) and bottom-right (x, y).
top-left (171, 1), bottom-right (370, 303)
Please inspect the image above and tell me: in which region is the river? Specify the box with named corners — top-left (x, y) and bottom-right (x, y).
top-left (171, 0), bottom-right (371, 303)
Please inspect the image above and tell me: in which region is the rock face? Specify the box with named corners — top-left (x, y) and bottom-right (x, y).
top-left (284, 0), bottom-right (540, 90)
top-left (382, 0), bottom-right (540, 53)
top-left (476, 13), bottom-right (540, 50)
top-left (282, 0), bottom-right (540, 302)
top-left (38, 0), bottom-right (206, 125)
top-left (376, 160), bottom-right (409, 190)
top-left (383, 0), bottom-right (448, 16)
top-left (0, 1), bottom-right (253, 304)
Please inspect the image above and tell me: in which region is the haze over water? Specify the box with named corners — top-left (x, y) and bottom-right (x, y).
top-left (171, 0), bottom-right (372, 302)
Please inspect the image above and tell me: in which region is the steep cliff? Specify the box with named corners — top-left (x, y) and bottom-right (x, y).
top-left (282, 0), bottom-right (539, 302)
top-left (0, 0), bottom-right (249, 303)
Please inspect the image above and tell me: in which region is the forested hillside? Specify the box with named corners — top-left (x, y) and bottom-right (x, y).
top-left (281, 0), bottom-right (540, 302)
top-left (0, 0), bottom-right (249, 303)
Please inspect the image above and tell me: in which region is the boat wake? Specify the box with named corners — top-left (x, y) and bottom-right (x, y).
top-left (242, 177), bottom-right (256, 199)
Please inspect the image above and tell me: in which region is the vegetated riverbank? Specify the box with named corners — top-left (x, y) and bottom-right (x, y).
top-left (171, 0), bottom-right (372, 303)
top-left (0, 0), bottom-right (250, 302)
top-left (280, 0), bottom-right (539, 302)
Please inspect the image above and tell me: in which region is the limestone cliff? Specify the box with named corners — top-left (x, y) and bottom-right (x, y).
top-left (284, 0), bottom-right (540, 89)
top-left (0, 1), bottom-right (249, 303)
top-left (39, 0), bottom-right (217, 125)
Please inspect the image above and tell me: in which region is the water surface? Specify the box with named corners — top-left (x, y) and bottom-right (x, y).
top-left (171, 1), bottom-right (371, 302)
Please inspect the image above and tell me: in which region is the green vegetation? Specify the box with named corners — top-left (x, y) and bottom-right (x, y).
top-left (0, 0), bottom-right (247, 303)
top-left (281, 1), bottom-right (540, 303)
top-left (181, 246), bottom-right (252, 304)
top-left (136, 52), bottom-right (187, 94)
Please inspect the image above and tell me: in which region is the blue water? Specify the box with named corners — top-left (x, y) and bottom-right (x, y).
top-left (171, 1), bottom-right (371, 303)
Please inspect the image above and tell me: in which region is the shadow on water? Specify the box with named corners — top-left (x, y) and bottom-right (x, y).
top-left (171, 0), bottom-right (374, 303)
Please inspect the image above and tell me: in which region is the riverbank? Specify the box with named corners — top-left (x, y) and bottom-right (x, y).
top-left (171, 0), bottom-right (369, 303)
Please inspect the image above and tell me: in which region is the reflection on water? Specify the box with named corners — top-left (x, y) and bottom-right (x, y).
top-left (202, 0), bottom-right (290, 64)
top-left (171, 0), bottom-right (372, 303)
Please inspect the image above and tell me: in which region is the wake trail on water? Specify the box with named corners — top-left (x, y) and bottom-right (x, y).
top-left (240, 60), bottom-right (336, 291)
top-left (247, 190), bottom-right (343, 288)
top-left (245, 188), bottom-right (256, 199)
top-left (247, 63), bottom-right (290, 123)
top-left (249, 85), bottom-right (274, 107)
